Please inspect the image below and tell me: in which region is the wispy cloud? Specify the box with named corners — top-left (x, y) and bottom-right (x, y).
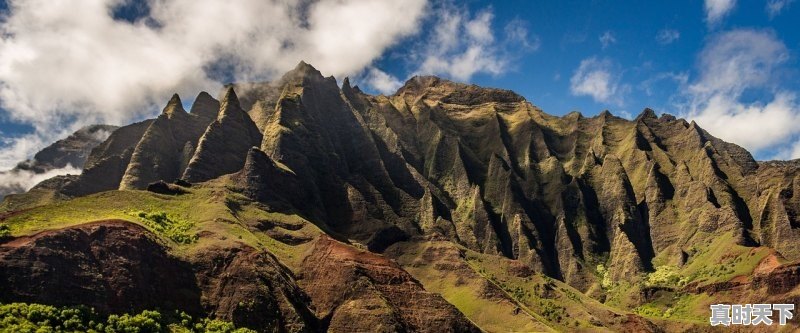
top-left (704, 0), bottom-right (737, 26)
top-left (362, 67), bottom-right (404, 95)
top-left (599, 31), bottom-right (616, 49)
top-left (680, 29), bottom-right (800, 158)
top-left (766, 0), bottom-right (795, 19)
top-left (0, 164), bottom-right (82, 199)
top-left (570, 57), bottom-right (628, 106)
top-left (412, 4), bottom-right (537, 81)
top-left (656, 29), bottom-right (681, 45)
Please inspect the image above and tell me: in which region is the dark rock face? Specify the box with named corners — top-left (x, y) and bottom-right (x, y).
top-left (183, 87), bottom-right (263, 182)
top-left (145, 180), bottom-right (186, 195)
top-left (119, 94), bottom-right (215, 189)
top-left (0, 221), bottom-right (202, 314)
top-left (234, 147), bottom-right (316, 214)
top-left (298, 236), bottom-right (480, 333)
top-left (0, 221), bottom-right (319, 332)
top-left (20, 125), bottom-right (119, 172)
top-left (192, 245), bottom-right (318, 332)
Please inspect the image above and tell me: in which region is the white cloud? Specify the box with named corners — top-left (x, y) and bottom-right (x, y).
top-left (766, 0), bottom-right (795, 19)
top-left (691, 92), bottom-right (799, 152)
top-left (570, 57), bottom-right (627, 106)
top-left (362, 67), bottom-right (403, 95)
top-left (656, 29), bottom-right (680, 45)
top-left (0, 132), bottom-right (52, 171)
top-left (0, 0), bottom-right (428, 169)
top-left (599, 31), bottom-right (616, 49)
top-left (0, 164), bottom-right (82, 198)
top-left (413, 3), bottom-right (536, 81)
top-left (705, 0), bottom-right (737, 25)
top-left (681, 29), bottom-right (800, 155)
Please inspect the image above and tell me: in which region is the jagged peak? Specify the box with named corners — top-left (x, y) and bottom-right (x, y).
top-left (341, 76), bottom-right (363, 95)
top-left (397, 75), bottom-right (525, 105)
top-left (162, 94), bottom-right (186, 118)
top-left (636, 108), bottom-right (658, 121)
top-left (278, 60), bottom-right (325, 85)
top-left (218, 86), bottom-right (243, 120)
top-left (565, 111), bottom-right (584, 119)
top-left (190, 91), bottom-right (220, 119)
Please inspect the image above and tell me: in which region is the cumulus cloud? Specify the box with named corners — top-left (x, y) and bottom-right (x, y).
top-left (570, 57), bottom-right (627, 106)
top-left (705, 0), bottom-right (737, 25)
top-left (362, 67), bottom-right (404, 95)
top-left (656, 29), bottom-right (680, 45)
top-left (599, 31), bottom-right (616, 49)
top-left (0, 164), bottom-right (82, 199)
top-left (0, 0), bottom-right (428, 169)
top-left (766, 0), bottom-right (795, 19)
top-left (681, 29), bottom-right (800, 156)
top-left (412, 3), bottom-right (536, 81)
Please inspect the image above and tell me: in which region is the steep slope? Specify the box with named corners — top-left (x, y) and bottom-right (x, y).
top-left (119, 94), bottom-right (216, 189)
top-left (3, 62), bottom-right (800, 332)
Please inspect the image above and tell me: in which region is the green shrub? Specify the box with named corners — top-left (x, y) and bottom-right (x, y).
top-left (128, 211), bottom-right (198, 244)
top-left (646, 265), bottom-right (688, 287)
top-left (0, 302), bottom-right (256, 333)
top-left (0, 223), bottom-right (10, 238)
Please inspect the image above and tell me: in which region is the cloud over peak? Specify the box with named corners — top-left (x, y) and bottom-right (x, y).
top-left (0, 0), bottom-right (428, 169)
top-left (682, 29), bottom-right (800, 157)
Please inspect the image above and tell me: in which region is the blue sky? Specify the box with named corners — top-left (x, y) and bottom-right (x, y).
top-left (0, 0), bottom-right (799, 169)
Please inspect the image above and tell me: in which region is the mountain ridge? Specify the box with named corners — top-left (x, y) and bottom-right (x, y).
top-left (2, 61), bottom-right (800, 332)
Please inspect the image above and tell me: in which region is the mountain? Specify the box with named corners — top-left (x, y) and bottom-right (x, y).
top-left (2, 62), bottom-right (800, 332)
top-left (0, 124), bottom-right (118, 200)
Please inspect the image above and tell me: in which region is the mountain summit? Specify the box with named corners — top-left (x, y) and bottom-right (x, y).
top-left (2, 62), bottom-right (800, 332)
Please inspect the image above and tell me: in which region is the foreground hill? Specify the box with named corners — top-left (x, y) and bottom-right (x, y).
top-left (1, 62), bottom-right (799, 332)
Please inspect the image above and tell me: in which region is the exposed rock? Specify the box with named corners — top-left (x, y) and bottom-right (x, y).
top-left (0, 221), bottom-right (202, 314)
top-left (298, 236), bottom-right (480, 333)
top-left (145, 180), bottom-right (186, 195)
top-left (183, 87), bottom-right (263, 182)
top-left (119, 93), bottom-right (216, 189)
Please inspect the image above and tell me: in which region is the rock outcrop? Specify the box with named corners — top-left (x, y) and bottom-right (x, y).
top-left (299, 236), bottom-right (480, 333)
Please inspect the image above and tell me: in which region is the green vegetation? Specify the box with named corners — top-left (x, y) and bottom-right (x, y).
top-left (596, 264), bottom-right (612, 288)
top-left (0, 223), bottom-right (10, 239)
top-left (128, 211), bottom-right (197, 244)
top-left (0, 185), bottom-right (321, 268)
top-left (0, 302), bottom-right (255, 333)
top-left (645, 265), bottom-right (688, 288)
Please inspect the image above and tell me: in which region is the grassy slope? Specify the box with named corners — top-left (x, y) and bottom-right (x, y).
top-left (0, 180), bottom-right (321, 269)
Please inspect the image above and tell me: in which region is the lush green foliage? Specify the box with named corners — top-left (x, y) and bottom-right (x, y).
top-left (645, 265), bottom-right (689, 287)
top-left (129, 211), bottom-right (198, 244)
top-left (0, 223), bottom-right (10, 238)
top-left (0, 302), bottom-right (255, 333)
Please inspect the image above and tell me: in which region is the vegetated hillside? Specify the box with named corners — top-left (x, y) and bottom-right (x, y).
top-left (1, 62), bottom-right (799, 332)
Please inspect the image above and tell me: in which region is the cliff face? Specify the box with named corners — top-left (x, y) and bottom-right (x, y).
top-left (47, 62), bottom-right (800, 290)
top-left (3, 62), bottom-right (800, 332)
